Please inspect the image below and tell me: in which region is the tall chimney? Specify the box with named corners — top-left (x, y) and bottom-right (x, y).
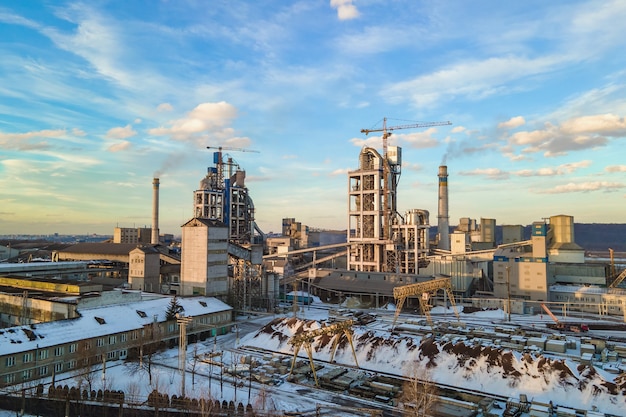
top-left (151, 178), bottom-right (160, 245)
top-left (437, 166), bottom-right (450, 251)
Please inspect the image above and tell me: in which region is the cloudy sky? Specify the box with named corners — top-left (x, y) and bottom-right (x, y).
top-left (1, 0), bottom-right (625, 236)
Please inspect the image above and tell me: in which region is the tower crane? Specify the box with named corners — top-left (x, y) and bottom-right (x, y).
top-left (361, 117), bottom-right (452, 157)
top-left (206, 146), bottom-right (260, 154)
top-left (206, 146), bottom-right (260, 186)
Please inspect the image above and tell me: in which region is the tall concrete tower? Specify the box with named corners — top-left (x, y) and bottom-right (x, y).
top-left (151, 178), bottom-right (160, 245)
top-left (437, 166), bottom-right (450, 251)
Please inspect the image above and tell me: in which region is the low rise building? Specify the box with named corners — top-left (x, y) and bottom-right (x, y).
top-left (0, 293), bottom-right (233, 388)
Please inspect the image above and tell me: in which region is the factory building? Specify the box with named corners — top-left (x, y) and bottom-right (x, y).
top-left (113, 227), bottom-right (152, 244)
top-left (193, 149), bottom-right (263, 245)
top-left (180, 218), bottom-right (229, 297)
top-left (492, 215), bottom-right (606, 304)
top-left (347, 146), bottom-right (430, 274)
top-left (182, 148), bottom-right (275, 310)
top-left (0, 293), bottom-right (233, 388)
top-left (128, 245), bottom-right (161, 292)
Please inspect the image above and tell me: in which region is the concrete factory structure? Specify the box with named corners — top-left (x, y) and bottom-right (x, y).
top-left (180, 147), bottom-right (277, 310)
top-left (347, 146), bottom-right (430, 274)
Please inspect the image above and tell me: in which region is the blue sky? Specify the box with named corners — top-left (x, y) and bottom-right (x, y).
top-left (1, 1), bottom-right (625, 236)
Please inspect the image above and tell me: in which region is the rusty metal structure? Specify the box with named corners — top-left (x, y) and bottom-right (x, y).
top-left (288, 320), bottom-right (358, 386)
top-left (392, 276), bottom-right (459, 328)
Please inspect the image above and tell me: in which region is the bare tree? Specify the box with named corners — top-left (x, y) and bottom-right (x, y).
top-left (190, 343), bottom-right (200, 386)
top-left (72, 340), bottom-right (98, 393)
top-left (400, 362), bottom-right (438, 417)
top-left (125, 381), bottom-right (141, 410)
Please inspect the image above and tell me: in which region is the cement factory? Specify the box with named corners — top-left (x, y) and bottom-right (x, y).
top-left (2, 119), bottom-right (625, 322)
top-left (1, 119), bottom-right (626, 409)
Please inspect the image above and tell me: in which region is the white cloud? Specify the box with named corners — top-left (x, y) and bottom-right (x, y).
top-left (148, 102), bottom-right (247, 148)
top-left (606, 165), bottom-right (626, 173)
top-left (384, 54), bottom-right (567, 108)
top-left (0, 129), bottom-right (68, 151)
top-left (513, 160), bottom-right (591, 177)
top-left (106, 124), bottom-right (137, 139)
top-left (350, 135), bottom-right (381, 148)
top-left (537, 181), bottom-right (625, 194)
top-left (396, 129), bottom-right (440, 149)
top-left (459, 168), bottom-right (510, 180)
top-left (560, 113), bottom-right (626, 135)
top-left (330, 0), bottom-right (359, 21)
top-left (498, 116), bottom-right (525, 129)
top-left (107, 141), bottom-right (131, 152)
top-left (157, 103), bottom-right (173, 112)
top-left (505, 114), bottom-right (623, 157)
top-left (329, 168), bottom-right (350, 176)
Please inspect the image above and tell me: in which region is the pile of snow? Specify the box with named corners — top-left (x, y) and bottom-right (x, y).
top-left (242, 317), bottom-right (626, 414)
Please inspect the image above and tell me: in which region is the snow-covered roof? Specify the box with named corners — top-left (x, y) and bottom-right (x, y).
top-left (549, 285), bottom-right (607, 294)
top-left (0, 295), bottom-right (232, 356)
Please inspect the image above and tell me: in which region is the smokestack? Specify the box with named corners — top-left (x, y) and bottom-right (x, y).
top-left (151, 178), bottom-right (160, 245)
top-left (437, 166), bottom-right (450, 251)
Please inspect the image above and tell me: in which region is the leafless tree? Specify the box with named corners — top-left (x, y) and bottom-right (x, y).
top-left (125, 380), bottom-right (141, 410)
top-left (400, 362), bottom-right (438, 417)
top-left (190, 343), bottom-right (200, 386)
top-left (72, 340), bottom-right (98, 393)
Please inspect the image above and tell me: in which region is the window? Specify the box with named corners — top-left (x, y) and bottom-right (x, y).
top-left (107, 351), bottom-right (117, 360)
top-left (68, 360), bottom-right (76, 370)
top-left (23, 353), bottom-right (33, 363)
top-left (120, 334), bottom-right (127, 343)
top-left (84, 341), bottom-right (92, 350)
top-left (96, 338), bottom-right (104, 347)
top-left (69, 344), bottom-right (77, 353)
top-left (22, 370), bottom-right (33, 380)
top-left (38, 350), bottom-right (48, 360)
top-left (54, 347), bottom-right (64, 357)
top-left (5, 357), bottom-right (15, 367)
top-left (54, 363), bottom-right (64, 373)
top-left (39, 366), bottom-right (48, 376)
top-left (4, 374), bottom-right (15, 384)
top-left (108, 335), bottom-right (116, 345)
top-left (168, 323), bottom-right (175, 332)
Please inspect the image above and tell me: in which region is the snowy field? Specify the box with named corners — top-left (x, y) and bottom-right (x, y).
top-left (2, 295), bottom-right (626, 416)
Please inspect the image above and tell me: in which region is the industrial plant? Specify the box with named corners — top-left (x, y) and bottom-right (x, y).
top-left (1, 120), bottom-right (625, 417)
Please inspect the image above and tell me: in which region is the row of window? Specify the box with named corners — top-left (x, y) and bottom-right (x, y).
top-left (2, 313), bottom-right (228, 373)
top-left (4, 333), bottom-right (131, 369)
top-left (3, 350), bottom-right (128, 385)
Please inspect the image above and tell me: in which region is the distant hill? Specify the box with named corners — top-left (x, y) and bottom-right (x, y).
top-left (571, 223), bottom-right (626, 252)
top-left (510, 223), bottom-right (626, 252)
top-left (444, 223), bottom-right (626, 252)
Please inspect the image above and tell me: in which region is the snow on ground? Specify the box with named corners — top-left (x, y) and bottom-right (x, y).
top-left (3, 296), bottom-right (626, 416)
top-left (242, 303), bottom-right (626, 415)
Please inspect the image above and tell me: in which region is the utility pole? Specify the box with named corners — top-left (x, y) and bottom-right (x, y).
top-left (177, 315), bottom-right (192, 398)
top-left (506, 265), bottom-right (512, 322)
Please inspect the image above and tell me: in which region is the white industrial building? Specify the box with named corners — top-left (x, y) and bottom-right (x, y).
top-left (180, 218), bottom-right (229, 297)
